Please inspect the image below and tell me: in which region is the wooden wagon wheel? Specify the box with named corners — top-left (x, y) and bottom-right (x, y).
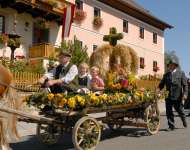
top-left (72, 116), bottom-right (101, 150)
top-left (145, 103), bottom-right (160, 135)
top-left (37, 123), bottom-right (61, 145)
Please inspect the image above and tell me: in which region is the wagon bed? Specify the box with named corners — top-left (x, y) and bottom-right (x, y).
top-left (0, 98), bottom-right (160, 150)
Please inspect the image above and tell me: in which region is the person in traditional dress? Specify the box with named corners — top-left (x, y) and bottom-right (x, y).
top-left (159, 58), bottom-right (188, 131)
top-left (90, 66), bottom-right (105, 92)
top-left (77, 63), bottom-right (91, 94)
top-left (38, 51), bottom-right (78, 93)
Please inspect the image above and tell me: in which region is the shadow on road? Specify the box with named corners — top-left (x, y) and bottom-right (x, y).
top-left (10, 127), bottom-right (152, 150)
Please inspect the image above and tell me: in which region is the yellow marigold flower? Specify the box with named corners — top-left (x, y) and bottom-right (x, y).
top-left (59, 98), bottom-right (67, 107)
top-left (47, 93), bottom-right (54, 101)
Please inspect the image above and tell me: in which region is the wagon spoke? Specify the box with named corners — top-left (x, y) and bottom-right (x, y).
top-left (73, 117), bottom-right (101, 150)
top-left (78, 138), bottom-right (84, 145)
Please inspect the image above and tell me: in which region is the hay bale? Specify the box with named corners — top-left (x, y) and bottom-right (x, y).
top-left (90, 44), bottom-right (113, 78)
top-left (110, 44), bottom-right (132, 73)
top-left (89, 44), bottom-right (138, 78)
top-left (128, 46), bottom-right (138, 74)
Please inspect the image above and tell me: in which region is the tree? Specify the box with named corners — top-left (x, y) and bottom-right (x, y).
top-left (165, 51), bottom-right (180, 72)
top-left (55, 36), bottom-right (89, 66)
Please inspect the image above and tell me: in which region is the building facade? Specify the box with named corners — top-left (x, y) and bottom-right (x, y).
top-left (0, 0), bottom-right (172, 75)
top-left (68, 0), bottom-right (172, 76)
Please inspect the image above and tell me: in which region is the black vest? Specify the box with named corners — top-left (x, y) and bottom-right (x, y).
top-left (55, 63), bottom-right (73, 79)
top-left (78, 76), bottom-right (88, 87)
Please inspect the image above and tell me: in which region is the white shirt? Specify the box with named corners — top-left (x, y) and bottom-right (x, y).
top-left (45, 62), bottom-right (78, 84)
top-left (172, 69), bottom-right (177, 74)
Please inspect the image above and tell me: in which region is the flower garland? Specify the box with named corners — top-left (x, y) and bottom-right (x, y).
top-left (106, 72), bottom-right (137, 92)
top-left (25, 68), bottom-right (166, 111)
top-left (25, 90), bottom-right (159, 111)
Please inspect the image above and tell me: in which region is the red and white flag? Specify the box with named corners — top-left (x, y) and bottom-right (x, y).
top-left (62, 4), bottom-right (75, 39)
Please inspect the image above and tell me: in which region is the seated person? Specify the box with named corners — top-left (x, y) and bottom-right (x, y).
top-left (107, 64), bottom-right (129, 89)
top-left (77, 63), bottom-right (91, 94)
top-left (113, 64), bottom-right (128, 80)
top-left (90, 66), bottom-right (105, 92)
top-left (38, 51), bottom-right (78, 93)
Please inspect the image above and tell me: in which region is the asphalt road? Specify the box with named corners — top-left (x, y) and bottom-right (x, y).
top-left (10, 109), bottom-right (190, 150)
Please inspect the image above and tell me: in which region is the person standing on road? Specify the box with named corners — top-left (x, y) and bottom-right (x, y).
top-left (159, 58), bottom-right (188, 131)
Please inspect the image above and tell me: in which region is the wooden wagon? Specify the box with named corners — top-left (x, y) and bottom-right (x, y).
top-left (0, 92), bottom-right (160, 150)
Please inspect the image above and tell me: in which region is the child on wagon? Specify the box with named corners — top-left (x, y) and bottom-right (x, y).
top-left (77, 63), bottom-right (91, 94)
top-left (90, 66), bottom-right (105, 92)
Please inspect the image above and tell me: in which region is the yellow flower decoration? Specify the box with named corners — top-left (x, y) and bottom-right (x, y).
top-left (134, 91), bottom-right (144, 101)
top-left (47, 93), bottom-right (54, 101)
top-left (128, 73), bottom-right (137, 86)
top-left (99, 94), bottom-right (108, 102)
top-left (90, 94), bottom-right (100, 106)
top-left (75, 95), bottom-right (86, 106)
top-left (68, 97), bottom-right (76, 109)
top-left (59, 98), bottom-right (67, 107)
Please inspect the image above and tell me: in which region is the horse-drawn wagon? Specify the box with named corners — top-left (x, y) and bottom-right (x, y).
top-left (0, 88), bottom-right (161, 150)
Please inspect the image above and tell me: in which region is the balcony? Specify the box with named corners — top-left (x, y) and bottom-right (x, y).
top-left (0, 0), bottom-right (68, 24)
top-left (29, 43), bottom-right (55, 58)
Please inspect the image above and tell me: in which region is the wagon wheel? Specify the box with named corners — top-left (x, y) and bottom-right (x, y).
top-left (145, 103), bottom-right (160, 135)
top-left (72, 116), bottom-right (101, 150)
top-left (37, 124), bottom-right (61, 145)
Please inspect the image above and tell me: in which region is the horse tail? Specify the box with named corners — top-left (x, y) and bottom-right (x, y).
top-left (5, 86), bottom-right (21, 141)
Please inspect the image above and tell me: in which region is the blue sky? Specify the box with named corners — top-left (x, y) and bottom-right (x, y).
top-left (136, 0), bottom-right (190, 76)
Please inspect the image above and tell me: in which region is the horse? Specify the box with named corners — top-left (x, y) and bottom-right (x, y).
top-left (0, 64), bottom-right (21, 150)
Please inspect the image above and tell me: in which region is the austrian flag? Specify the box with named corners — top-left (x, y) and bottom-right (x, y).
top-left (62, 4), bottom-right (75, 39)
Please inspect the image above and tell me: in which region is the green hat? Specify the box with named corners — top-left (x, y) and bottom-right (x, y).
top-left (58, 51), bottom-right (72, 57)
top-left (167, 57), bottom-right (179, 66)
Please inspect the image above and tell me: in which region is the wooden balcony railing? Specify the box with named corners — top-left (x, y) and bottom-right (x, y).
top-left (29, 43), bottom-right (55, 58)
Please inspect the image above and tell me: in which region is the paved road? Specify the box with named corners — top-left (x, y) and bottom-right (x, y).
top-left (10, 106), bottom-right (190, 150)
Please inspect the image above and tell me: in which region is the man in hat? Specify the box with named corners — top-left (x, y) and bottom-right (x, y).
top-left (39, 51), bottom-right (78, 93)
top-left (159, 58), bottom-right (188, 131)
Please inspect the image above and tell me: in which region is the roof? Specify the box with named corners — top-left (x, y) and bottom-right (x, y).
top-left (98, 0), bottom-right (173, 30)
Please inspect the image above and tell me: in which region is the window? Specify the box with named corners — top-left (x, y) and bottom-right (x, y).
top-left (93, 44), bottom-right (98, 51)
top-left (33, 23), bottom-right (49, 44)
top-left (140, 57), bottom-right (145, 69)
top-left (0, 15), bottom-right (5, 33)
top-left (153, 32), bottom-right (157, 44)
top-left (139, 27), bottom-right (144, 39)
top-left (94, 7), bottom-right (101, 17)
top-left (75, 0), bottom-right (83, 10)
top-left (123, 20), bottom-right (128, 33)
top-left (153, 61), bottom-right (159, 72)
